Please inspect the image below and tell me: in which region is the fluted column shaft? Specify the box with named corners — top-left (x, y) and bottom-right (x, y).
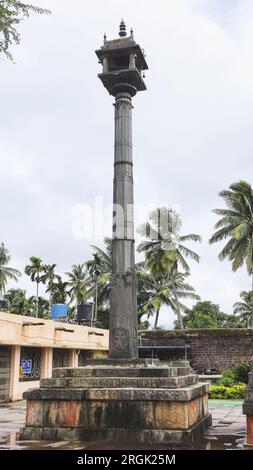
top-left (109, 92), bottom-right (138, 359)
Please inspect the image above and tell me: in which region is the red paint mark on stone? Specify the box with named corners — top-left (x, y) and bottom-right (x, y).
top-left (59, 401), bottom-right (80, 426)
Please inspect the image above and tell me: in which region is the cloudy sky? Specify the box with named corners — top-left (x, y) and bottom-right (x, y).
top-left (1, 0), bottom-right (253, 327)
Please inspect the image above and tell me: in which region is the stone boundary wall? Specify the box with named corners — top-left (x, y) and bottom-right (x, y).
top-left (140, 329), bottom-right (253, 373)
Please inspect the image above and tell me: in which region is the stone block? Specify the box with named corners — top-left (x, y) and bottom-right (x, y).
top-left (86, 382), bottom-right (209, 402)
top-left (24, 396), bottom-right (209, 433)
top-left (40, 378), bottom-right (68, 388)
top-left (20, 426), bottom-right (44, 441)
top-left (65, 375), bottom-right (197, 389)
top-left (26, 400), bottom-right (44, 427)
top-left (24, 388), bottom-right (88, 401)
top-left (20, 414), bottom-right (212, 445)
top-left (43, 400), bottom-right (60, 426)
top-left (79, 358), bottom-right (161, 367)
top-left (188, 397), bottom-right (200, 428)
top-left (154, 401), bottom-right (188, 430)
top-left (52, 368), bottom-right (71, 378)
top-left (66, 367), bottom-right (185, 378)
top-left (58, 401), bottom-right (84, 427)
top-left (86, 400), bottom-right (153, 430)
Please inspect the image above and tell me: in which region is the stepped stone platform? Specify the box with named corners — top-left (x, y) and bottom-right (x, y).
top-left (21, 359), bottom-right (212, 445)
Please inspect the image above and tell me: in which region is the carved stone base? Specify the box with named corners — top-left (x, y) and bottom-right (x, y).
top-left (20, 360), bottom-right (211, 446)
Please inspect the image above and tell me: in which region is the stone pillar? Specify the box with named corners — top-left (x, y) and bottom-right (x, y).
top-left (9, 345), bottom-right (21, 401)
top-left (109, 92), bottom-right (138, 359)
top-left (243, 361), bottom-right (253, 446)
top-left (41, 347), bottom-right (53, 379)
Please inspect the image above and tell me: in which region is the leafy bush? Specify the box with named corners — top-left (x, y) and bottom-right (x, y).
top-left (219, 369), bottom-right (237, 387)
top-left (218, 362), bottom-right (251, 387)
top-left (232, 363), bottom-right (251, 384)
top-left (209, 384), bottom-right (246, 400)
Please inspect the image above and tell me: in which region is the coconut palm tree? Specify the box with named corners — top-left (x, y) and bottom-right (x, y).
top-left (234, 291), bottom-right (253, 329)
top-left (137, 207), bottom-right (201, 276)
top-left (86, 240), bottom-right (112, 323)
top-left (137, 268), bottom-right (199, 330)
top-left (40, 264), bottom-right (59, 312)
top-left (210, 181), bottom-right (253, 289)
top-left (24, 257), bottom-right (44, 317)
top-left (0, 243), bottom-right (21, 298)
top-left (66, 264), bottom-right (88, 308)
top-left (137, 208), bottom-right (201, 328)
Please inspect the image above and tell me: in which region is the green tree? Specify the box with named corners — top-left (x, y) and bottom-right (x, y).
top-left (86, 239), bottom-right (112, 325)
top-left (24, 257), bottom-right (44, 317)
top-left (0, 242), bottom-right (21, 297)
top-left (138, 208), bottom-right (201, 275)
top-left (40, 264), bottom-right (59, 313)
top-left (66, 264), bottom-right (88, 308)
top-left (138, 319), bottom-right (150, 331)
top-left (27, 295), bottom-right (49, 319)
top-left (234, 291), bottom-right (253, 329)
top-left (177, 300), bottom-right (243, 329)
top-left (137, 208), bottom-right (201, 328)
top-left (5, 288), bottom-right (28, 314)
top-left (138, 269), bottom-right (199, 330)
top-left (50, 278), bottom-right (69, 304)
top-left (210, 181), bottom-right (253, 289)
top-left (5, 288), bottom-right (49, 318)
top-left (86, 239), bottom-right (149, 328)
top-left (0, 0), bottom-right (50, 60)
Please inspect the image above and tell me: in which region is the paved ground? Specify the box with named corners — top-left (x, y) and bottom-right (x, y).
top-left (204, 400), bottom-right (247, 450)
top-left (0, 400), bottom-right (250, 450)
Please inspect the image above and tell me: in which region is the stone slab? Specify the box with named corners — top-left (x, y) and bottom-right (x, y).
top-left (52, 366), bottom-right (190, 379)
top-left (23, 383), bottom-right (209, 402)
top-left (86, 383), bottom-right (209, 401)
top-left (20, 413), bottom-right (212, 444)
top-left (70, 359), bottom-right (162, 367)
top-left (40, 375), bottom-right (197, 390)
top-left (23, 393), bottom-right (209, 431)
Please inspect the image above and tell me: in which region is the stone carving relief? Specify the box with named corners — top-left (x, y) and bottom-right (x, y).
top-left (111, 328), bottom-right (130, 353)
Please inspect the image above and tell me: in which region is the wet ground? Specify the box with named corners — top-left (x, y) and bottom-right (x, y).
top-left (0, 400), bottom-right (251, 450)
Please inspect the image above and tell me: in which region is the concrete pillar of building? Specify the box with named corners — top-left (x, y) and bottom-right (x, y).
top-left (9, 345), bottom-right (21, 401)
top-left (41, 347), bottom-right (53, 379)
top-left (69, 349), bottom-right (78, 368)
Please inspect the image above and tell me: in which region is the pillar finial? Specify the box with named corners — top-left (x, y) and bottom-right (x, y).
top-left (119, 19), bottom-right (127, 37)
